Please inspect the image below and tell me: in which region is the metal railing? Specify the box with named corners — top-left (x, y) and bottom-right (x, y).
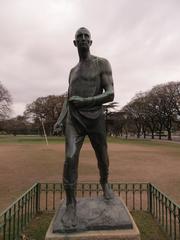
top-left (39, 182), bottom-right (148, 212)
top-left (0, 183), bottom-right (40, 240)
top-left (0, 182), bottom-right (179, 240)
top-left (148, 184), bottom-right (180, 240)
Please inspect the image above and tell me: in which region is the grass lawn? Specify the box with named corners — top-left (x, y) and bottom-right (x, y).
top-left (22, 211), bottom-right (169, 240)
top-left (0, 135), bottom-right (65, 144)
top-left (0, 134), bottom-right (180, 146)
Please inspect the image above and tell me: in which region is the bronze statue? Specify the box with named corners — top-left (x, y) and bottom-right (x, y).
top-left (54, 27), bottom-right (114, 229)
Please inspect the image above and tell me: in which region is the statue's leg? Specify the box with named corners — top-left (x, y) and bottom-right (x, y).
top-left (62, 116), bottom-right (85, 228)
top-left (88, 116), bottom-right (114, 200)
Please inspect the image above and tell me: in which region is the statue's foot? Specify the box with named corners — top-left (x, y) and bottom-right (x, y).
top-left (62, 204), bottom-right (78, 229)
top-left (102, 183), bottom-right (114, 200)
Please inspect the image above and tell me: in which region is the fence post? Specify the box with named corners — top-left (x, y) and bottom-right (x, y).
top-left (36, 183), bottom-right (41, 213)
top-left (178, 208), bottom-right (180, 240)
top-left (148, 183), bottom-right (152, 213)
top-left (3, 212), bottom-right (7, 240)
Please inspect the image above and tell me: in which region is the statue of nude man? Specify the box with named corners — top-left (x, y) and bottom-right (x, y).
top-left (54, 27), bottom-right (114, 229)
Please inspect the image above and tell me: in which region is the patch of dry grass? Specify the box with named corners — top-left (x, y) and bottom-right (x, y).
top-left (0, 139), bottom-right (180, 212)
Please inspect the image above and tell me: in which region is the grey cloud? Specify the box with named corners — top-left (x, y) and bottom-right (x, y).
top-left (0, 0), bottom-right (180, 116)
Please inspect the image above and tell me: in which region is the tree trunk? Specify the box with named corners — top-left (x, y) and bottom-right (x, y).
top-left (167, 118), bottom-right (172, 141)
top-left (137, 131), bottom-right (140, 138)
top-left (143, 131), bottom-right (146, 138)
top-left (158, 124), bottom-right (163, 140)
top-left (159, 132), bottom-right (161, 140)
top-left (167, 129), bottom-right (172, 140)
top-left (151, 131), bottom-right (154, 139)
top-left (125, 129), bottom-right (128, 139)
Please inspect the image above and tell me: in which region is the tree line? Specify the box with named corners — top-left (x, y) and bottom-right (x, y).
top-left (107, 81), bottom-right (180, 140)
top-left (0, 81), bottom-right (180, 140)
top-left (0, 92), bottom-right (67, 136)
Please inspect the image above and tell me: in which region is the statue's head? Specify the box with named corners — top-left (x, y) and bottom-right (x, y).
top-left (73, 27), bottom-right (92, 49)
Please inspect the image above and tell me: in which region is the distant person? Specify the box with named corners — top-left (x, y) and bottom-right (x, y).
top-left (54, 27), bottom-right (114, 229)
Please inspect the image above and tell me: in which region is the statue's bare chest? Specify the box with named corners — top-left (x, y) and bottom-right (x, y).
top-left (69, 61), bottom-right (102, 98)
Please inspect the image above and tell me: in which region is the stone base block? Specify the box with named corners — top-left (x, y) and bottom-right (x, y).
top-left (45, 219), bottom-right (140, 240)
top-left (45, 196), bottom-right (140, 240)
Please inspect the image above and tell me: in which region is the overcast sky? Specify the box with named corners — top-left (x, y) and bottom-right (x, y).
top-left (1, 0), bottom-right (180, 116)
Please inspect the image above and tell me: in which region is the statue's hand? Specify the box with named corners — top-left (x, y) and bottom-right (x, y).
top-left (69, 96), bottom-right (85, 107)
top-left (53, 122), bottom-right (63, 135)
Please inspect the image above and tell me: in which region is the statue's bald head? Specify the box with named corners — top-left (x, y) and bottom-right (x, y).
top-left (75, 27), bottom-right (91, 40)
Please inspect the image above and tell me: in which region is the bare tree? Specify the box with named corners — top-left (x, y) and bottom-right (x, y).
top-left (123, 92), bottom-right (148, 138)
top-left (142, 91), bottom-right (160, 139)
top-left (169, 81), bottom-right (180, 115)
top-left (0, 81), bottom-right (12, 120)
top-left (24, 94), bottom-right (66, 135)
top-left (150, 82), bottom-right (179, 140)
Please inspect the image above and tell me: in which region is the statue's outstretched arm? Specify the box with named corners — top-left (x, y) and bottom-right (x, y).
top-left (57, 99), bottom-right (68, 124)
top-left (53, 99), bottom-right (68, 134)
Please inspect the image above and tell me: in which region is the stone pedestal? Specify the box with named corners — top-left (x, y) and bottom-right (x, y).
top-left (45, 196), bottom-right (140, 240)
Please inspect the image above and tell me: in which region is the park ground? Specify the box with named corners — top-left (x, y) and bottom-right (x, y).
top-left (0, 135), bottom-right (180, 212)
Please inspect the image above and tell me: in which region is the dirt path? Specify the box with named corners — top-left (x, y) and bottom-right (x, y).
top-left (0, 142), bottom-right (180, 212)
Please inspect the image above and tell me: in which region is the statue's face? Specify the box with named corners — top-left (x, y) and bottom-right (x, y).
top-left (74, 28), bottom-right (92, 49)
